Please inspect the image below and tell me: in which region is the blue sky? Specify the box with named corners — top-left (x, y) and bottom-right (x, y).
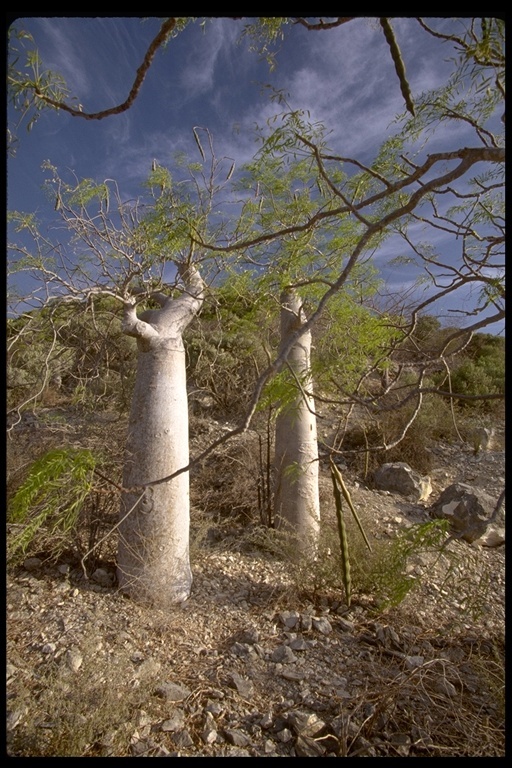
top-left (7, 16), bottom-right (504, 333)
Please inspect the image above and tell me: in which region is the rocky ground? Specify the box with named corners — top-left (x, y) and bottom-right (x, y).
top-left (6, 418), bottom-right (505, 757)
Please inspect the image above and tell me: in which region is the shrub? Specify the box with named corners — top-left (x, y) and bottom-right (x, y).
top-left (7, 447), bottom-right (118, 570)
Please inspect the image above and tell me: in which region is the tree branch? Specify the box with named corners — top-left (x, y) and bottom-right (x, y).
top-left (33, 18), bottom-right (177, 121)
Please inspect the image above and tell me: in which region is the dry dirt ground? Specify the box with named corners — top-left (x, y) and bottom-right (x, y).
top-left (6, 416), bottom-right (505, 757)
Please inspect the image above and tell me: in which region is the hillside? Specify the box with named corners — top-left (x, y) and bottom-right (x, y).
top-left (6, 409), bottom-right (505, 757)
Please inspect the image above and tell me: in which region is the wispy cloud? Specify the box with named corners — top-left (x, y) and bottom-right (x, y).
top-left (37, 18), bottom-right (94, 96)
top-left (178, 19), bottom-right (240, 98)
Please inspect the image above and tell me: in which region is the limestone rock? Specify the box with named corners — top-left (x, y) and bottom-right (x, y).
top-left (430, 483), bottom-right (496, 543)
top-left (373, 462), bottom-right (432, 501)
top-left (474, 526), bottom-right (505, 548)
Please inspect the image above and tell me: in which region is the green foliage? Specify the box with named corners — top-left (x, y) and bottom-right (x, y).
top-left (411, 314), bottom-right (441, 344)
top-left (8, 448), bottom-right (97, 563)
top-left (351, 519), bottom-right (450, 609)
top-left (399, 19), bottom-right (504, 145)
top-left (186, 274), bottom-right (276, 417)
top-left (7, 298), bottom-right (137, 414)
top-left (449, 333), bottom-right (504, 409)
top-left (312, 292), bottom-right (397, 395)
top-left (239, 18), bottom-right (290, 70)
top-left (7, 25), bottom-right (73, 153)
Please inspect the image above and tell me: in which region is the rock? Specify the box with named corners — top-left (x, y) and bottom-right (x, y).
top-left (430, 483), bottom-right (496, 543)
top-left (223, 728), bottom-right (251, 747)
top-left (280, 668), bottom-right (305, 681)
top-left (271, 645), bottom-right (297, 663)
top-left (295, 734), bottom-right (326, 756)
top-left (230, 642), bottom-right (250, 656)
top-left (201, 727), bottom-right (218, 745)
top-left (6, 708), bottom-right (26, 731)
top-left (239, 626), bottom-right (260, 644)
top-left (154, 682), bottom-right (191, 701)
top-left (288, 635), bottom-right (309, 651)
top-left (373, 462), bottom-right (432, 501)
top-left (312, 616), bottom-right (332, 635)
top-left (469, 426), bottom-right (495, 455)
top-left (91, 568), bottom-right (115, 587)
top-left (435, 678), bottom-right (457, 697)
top-left (405, 655), bottom-right (425, 669)
top-left (228, 671), bottom-right (254, 698)
top-left (278, 610), bottom-right (301, 629)
top-left (135, 710), bottom-right (152, 729)
top-left (286, 711), bottom-right (326, 737)
top-left (474, 527), bottom-right (505, 547)
top-left (23, 557), bottom-right (42, 572)
top-left (41, 642), bottom-right (57, 654)
top-left (65, 647), bottom-right (83, 672)
top-left (337, 617), bottom-right (355, 632)
top-left (172, 730), bottom-right (194, 748)
top-left (204, 700), bottom-right (224, 716)
top-left (161, 710), bottom-right (186, 732)
top-left (300, 614), bottom-right (313, 632)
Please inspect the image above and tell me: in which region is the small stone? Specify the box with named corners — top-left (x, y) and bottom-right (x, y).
top-left (295, 734), bottom-right (326, 757)
top-left (280, 668), bottom-right (305, 681)
top-left (41, 642), bottom-right (57, 654)
top-left (65, 647), bottom-right (83, 672)
top-left (6, 663), bottom-right (17, 680)
top-left (271, 645), bottom-right (297, 663)
top-left (239, 627), bottom-right (260, 644)
top-left (230, 642), bottom-right (250, 656)
top-left (405, 655), bottom-right (424, 669)
top-left (312, 617), bottom-right (332, 635)
top-left (172, 730), bottom-right (194, 748)
top-left (91, 568), bottom-right (115, 587)
top-left (337, 617), bottom-right (354, 631)
top-left (205, 700), bottom-right (223, 716)
top-left (436, 678), bottom-right (457, 697)
top-left (288, 636), bottom-right (309, 651)
top-left (23, 557), bottom-right (42, 572)
top-left (201, 727), bottom-right (217, 744)
top-left (7, 709), bottom-right (25, 731)
top-left (278, 610), bottom-right (301, 629)
top-left (161, 710), bottom-right (186, 732)
top-left (277, 727), bottom-right (293, 743)
top-left (228, 671), bottom-right (254, 698)
top-left (223, 728), bottom-right (251, 747)
top-left (286, 711), bottom-right (326, 737)
top-left (300, 614), bottom-right (313, 631)
top-left (135, 710), bottom-right (152, 729)
top-left (155, 682), bottom-right (191, 702)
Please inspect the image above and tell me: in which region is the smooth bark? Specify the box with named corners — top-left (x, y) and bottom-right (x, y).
top-left (117, 266), bottom-right (204, 604)
top-left (274, 289), bottom-right (320, 555)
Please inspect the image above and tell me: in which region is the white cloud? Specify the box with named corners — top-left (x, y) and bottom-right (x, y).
top-left (178, 19), bottom-right (239, 98)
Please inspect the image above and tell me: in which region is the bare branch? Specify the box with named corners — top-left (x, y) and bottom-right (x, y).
top-left (33, 18), bottom-right (177, 121)
top-left (293, 17), bottom-right (355, 31)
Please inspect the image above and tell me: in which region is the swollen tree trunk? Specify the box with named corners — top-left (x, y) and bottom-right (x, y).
top-left (117, 265), bottom-right (204, 605)
top-left (274, 289), bottom-right (320, 555)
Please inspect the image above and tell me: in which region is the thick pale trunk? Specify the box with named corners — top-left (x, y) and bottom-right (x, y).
top-left (117, 265), bottom-right (203, 604)
top-left (274, 289), bottom-right (320, 555)
top-left (118, 338), bottom-right (192, 603)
